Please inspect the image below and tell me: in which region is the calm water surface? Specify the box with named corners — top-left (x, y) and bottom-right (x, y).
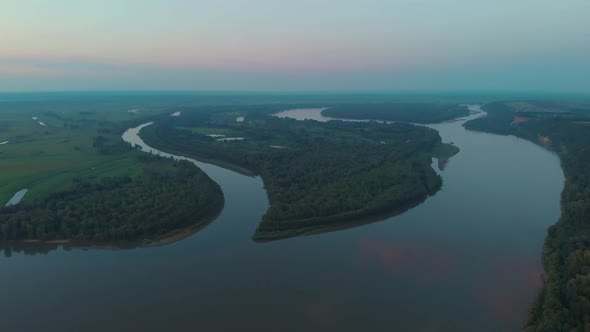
top-left (0, 106), bottom-right (564, 331)
top-left (5, 189), bottom-right (28, 206)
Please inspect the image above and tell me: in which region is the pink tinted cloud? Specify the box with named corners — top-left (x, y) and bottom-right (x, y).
top-left (0, 65), bottom-right (57, 77)
top-left (0, 56), bottom-right (135, 78)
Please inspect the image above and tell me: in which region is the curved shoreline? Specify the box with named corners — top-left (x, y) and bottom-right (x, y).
top-left (0, 108), bottom-right (479, 251)
top-left (253, 193), bottom-right (431, 242)
top-left (0, 187), bottom-right (223, 253)
top-left (0, 122), bottom-right (226, 253)
top-left (461, 103), bottom-right (575, 329)
top-left (0, 102), bottom-right (565, 331)
top-left (141, 115), bottom-right (463, 241)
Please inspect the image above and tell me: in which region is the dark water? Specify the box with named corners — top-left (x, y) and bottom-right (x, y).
top-left (0, 107), bottom-right (563, 332)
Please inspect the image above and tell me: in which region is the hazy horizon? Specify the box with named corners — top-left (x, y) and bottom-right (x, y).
top-left (2, 0), bottom-right (589, 92)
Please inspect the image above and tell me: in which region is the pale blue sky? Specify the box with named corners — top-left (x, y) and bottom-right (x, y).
top-left (1, 0), bottom-right (589, 92)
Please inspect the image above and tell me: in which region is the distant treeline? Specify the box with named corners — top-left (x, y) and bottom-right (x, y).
top-left (141, 108), bottom-right (456, 240)
top-left (322, 103), bottom-right (469, 123)
top-left (0, 159), bottom-right (223, 243)
top-left (464, 101), bottom-right (590, 332)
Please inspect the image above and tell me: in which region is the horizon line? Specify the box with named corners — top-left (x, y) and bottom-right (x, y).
top-left (0, 89), bottom-right (588, 96)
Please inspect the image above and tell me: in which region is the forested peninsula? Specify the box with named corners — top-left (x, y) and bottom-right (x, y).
top-left (0, 158), bottom-right (224, 245)
top-left (464, 101), bottom-right (590, 332)
top-left (140, 105), bottom-right (459, 240)
top-left (0, 106), bottom-right (224, 246)
top-left (322, 102), bottom-right (469, 123)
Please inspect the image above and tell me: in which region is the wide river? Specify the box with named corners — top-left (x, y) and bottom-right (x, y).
top-left (0, 106), bottom-right (563, 331)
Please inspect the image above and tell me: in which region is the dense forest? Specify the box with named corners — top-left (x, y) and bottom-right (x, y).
top-left (465, 101), bottom-right (590, 332)
top-left (322, 102), bottom-right (470, 123)
top-left (0, 158), bottom-right (224, 244)
top-left (0, 100), bottom-right (225, 246)
top-left (140, 107), bottom-right (458, 240)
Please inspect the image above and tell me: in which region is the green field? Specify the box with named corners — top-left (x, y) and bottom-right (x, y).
top-left (0, 105), bottom-right (166, 204)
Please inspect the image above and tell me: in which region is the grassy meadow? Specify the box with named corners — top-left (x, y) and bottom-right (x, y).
top-left (0, 102), bottom-right (162, 205)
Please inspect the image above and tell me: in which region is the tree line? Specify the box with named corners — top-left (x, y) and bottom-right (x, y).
top-left (0, 159), bottom-right (224, 243)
